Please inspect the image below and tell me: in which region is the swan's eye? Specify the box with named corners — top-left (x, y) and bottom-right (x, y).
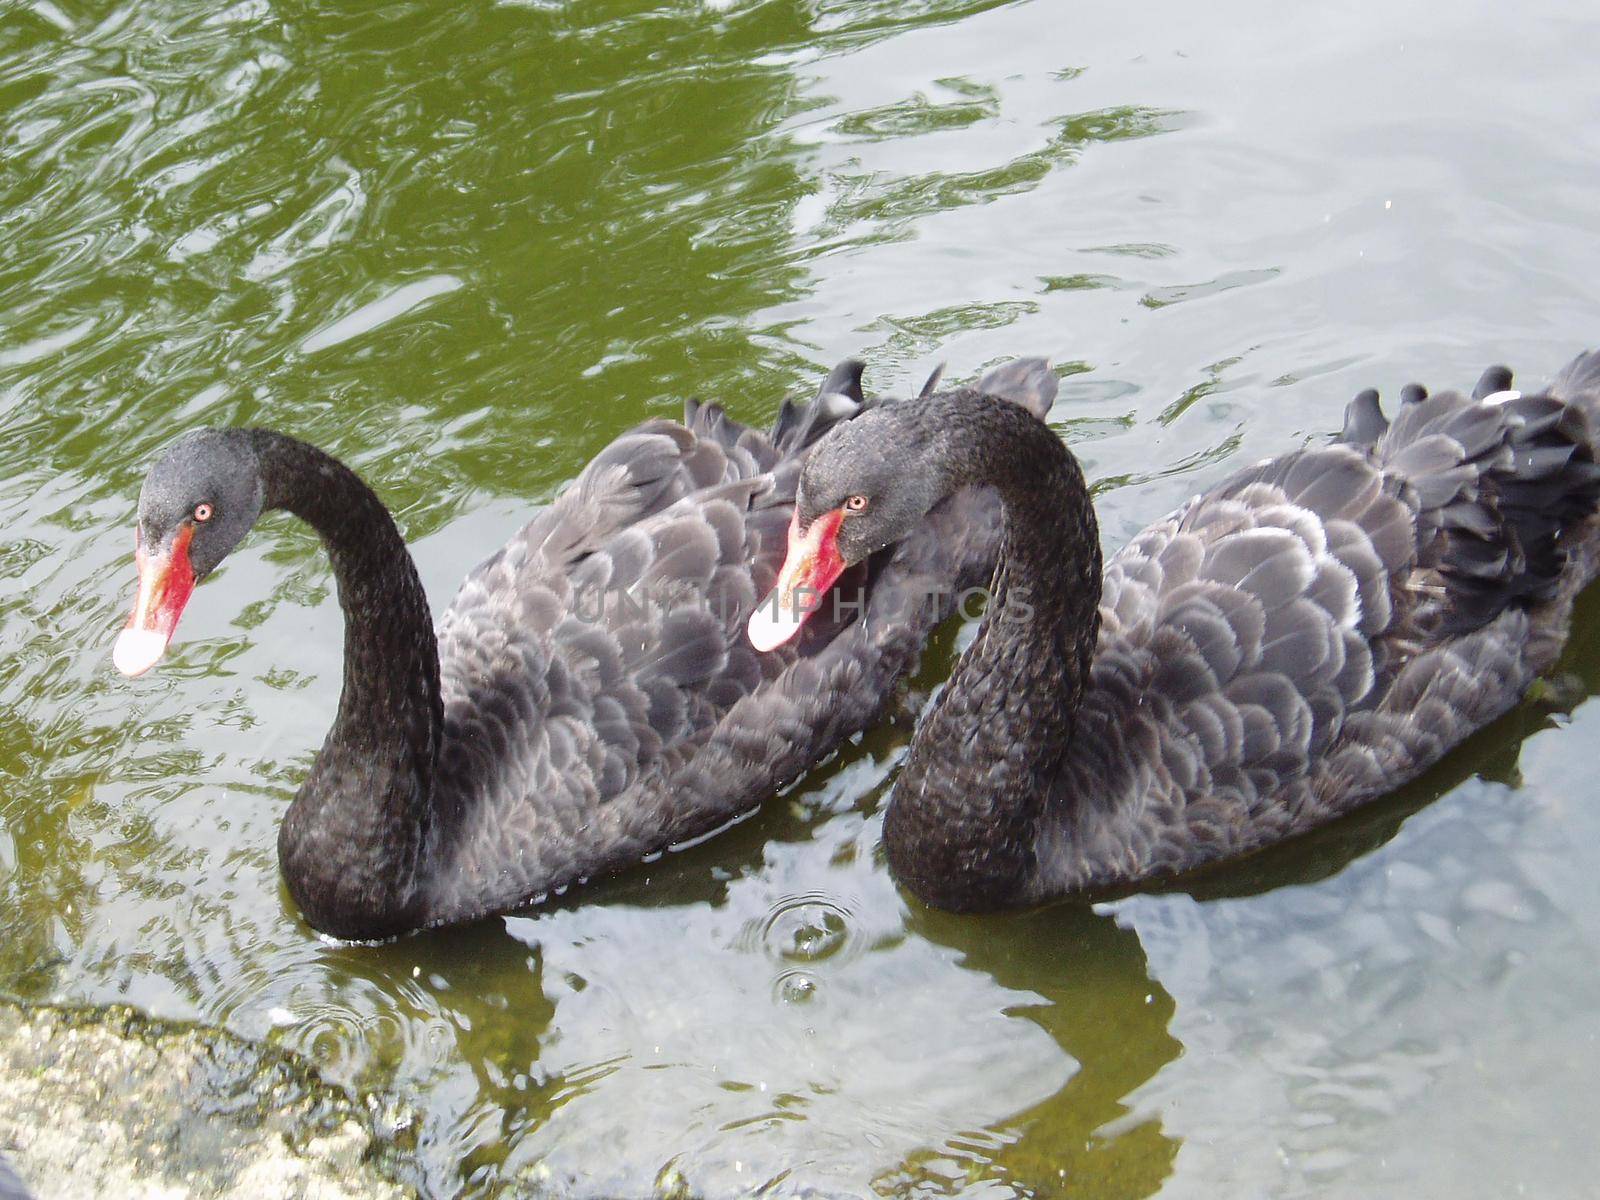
top-left (193, 503), bottom-right (214, 523)
top-left (844, 494), bottom-right (869, 514)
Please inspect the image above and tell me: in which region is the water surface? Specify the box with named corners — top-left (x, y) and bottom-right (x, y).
top-left (5, 0), bottom-right (1600, 1195)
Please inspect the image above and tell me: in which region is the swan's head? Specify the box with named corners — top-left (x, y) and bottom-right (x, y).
top-left (747, 357), bottom-right (1058, 652)
top-left (748, 402), bottom-right (946, 652)
top-left (114, 429), bottom-right (264, 677)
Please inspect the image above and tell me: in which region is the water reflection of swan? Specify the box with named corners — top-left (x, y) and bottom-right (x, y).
top-left (315, 807), bottom-right (1178, 1196)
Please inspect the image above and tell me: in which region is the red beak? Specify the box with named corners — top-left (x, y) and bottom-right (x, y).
top-left (748, 508), bottom-right (847, 652)
top-left (113, 526), bottom-right (196, 677)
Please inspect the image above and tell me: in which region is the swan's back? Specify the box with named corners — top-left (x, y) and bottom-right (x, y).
top-left (423, 365), bottom-right (1033, 923)
top-left (1039, 354), bottom-right (1600, 896)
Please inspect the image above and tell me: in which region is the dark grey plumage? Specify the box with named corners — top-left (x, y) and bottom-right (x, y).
top-left (125, 361), bottom-right (1045, 939)
top-left (795, 352), bottom-right (1600, 910)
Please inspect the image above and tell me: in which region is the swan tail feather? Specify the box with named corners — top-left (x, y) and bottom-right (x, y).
top-left (975, 358), bottom-right (1057, 420)
top-left (1547, 348), bottom-right (1600, 444)
top-left (769, 359), bottom-right (869, 456)
top-left (1373, 383), bottom-right (1600, 635)
top-left (1339, 388), bottom-right (1389, 447)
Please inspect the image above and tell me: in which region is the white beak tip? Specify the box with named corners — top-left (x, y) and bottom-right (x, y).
top-left (113, 627), bottom-right (169, 677)
top-left (747, 604), bottom-right (803, 653)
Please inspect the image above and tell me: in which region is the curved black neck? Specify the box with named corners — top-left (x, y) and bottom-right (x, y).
top-left (884, 392), bottom-right (1102, 910)
top-left (250, 431), bottom-right (442, 939)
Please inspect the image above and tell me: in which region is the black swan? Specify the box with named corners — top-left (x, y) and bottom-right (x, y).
top-left (750, 353), bottom-right (1600, 911)
top-left (112, 361), bottom-right (1054, 939)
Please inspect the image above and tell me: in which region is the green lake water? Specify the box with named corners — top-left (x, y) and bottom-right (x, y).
top-left (5, 0), bottom-right (1600, 1195)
